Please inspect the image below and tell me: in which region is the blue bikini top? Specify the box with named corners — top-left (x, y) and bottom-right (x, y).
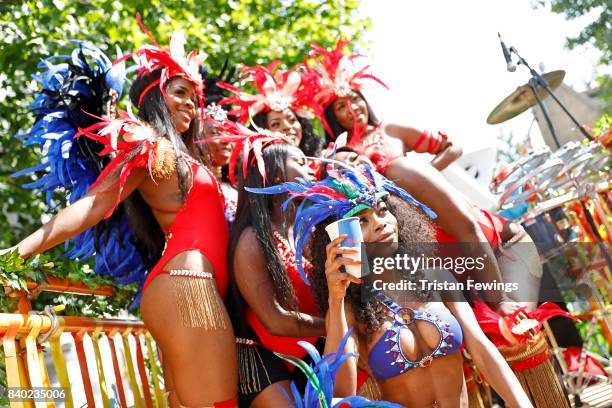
top-left (367, 292), bottom-right (463, 381)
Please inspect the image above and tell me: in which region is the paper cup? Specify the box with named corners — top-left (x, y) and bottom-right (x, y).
top-left (325, 217), bottom-right (366, 278)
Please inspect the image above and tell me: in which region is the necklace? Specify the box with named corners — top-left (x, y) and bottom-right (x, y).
top-left (209, 165), bottom-right (222, 180)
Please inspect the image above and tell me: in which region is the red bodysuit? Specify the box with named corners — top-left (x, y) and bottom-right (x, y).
top-left (246, 230), bottom-right (319, 360)
top-left (436, 202), bottom-right (507, 251)
top-left (348, 125), bottom-right (401, 174)
top-left (143, 158), bottom-right (229, 295)
top-left (80, 113), bottom-right (230, 296)
top-left (348, 126), bottom-right (449, 174)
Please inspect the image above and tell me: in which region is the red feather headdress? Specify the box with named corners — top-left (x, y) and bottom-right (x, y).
top-left (115, 13), bottom-right (207, 126)
top-left (301, 38), bottom-right (388, 135)
top-left (218, 61), bottom-right (313, 123)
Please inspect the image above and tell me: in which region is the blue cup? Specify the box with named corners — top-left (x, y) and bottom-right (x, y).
top-left (325, 217), bottom-right (367, 278)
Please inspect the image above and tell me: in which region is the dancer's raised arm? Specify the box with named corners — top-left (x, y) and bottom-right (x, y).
top-left (385, 123), bottom-right (462, 170)
top-left (6, 166), bottom-right (147, 259)
top-left (322, 234), bottom-right (361, 396)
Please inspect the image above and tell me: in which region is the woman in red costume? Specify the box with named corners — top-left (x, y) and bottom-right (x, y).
top-left (217, 127), bottom-right (324, 407)
top-left (3, 23), bottom-right (238, 407)
top-left (303, 41), bottom-right (541, 314)
top-left (303, 39), bottom-right (461, 172)
top-left (219, 62), bottom-right (322, 157)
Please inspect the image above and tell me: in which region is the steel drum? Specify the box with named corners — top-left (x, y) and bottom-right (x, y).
top-left (491, 147), bottom-right (565, 209)
top-left (546, 142), bottom-right (611, 193)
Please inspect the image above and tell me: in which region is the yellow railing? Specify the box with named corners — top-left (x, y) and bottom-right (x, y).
top-left (1, 281), bottom-right (166, 408)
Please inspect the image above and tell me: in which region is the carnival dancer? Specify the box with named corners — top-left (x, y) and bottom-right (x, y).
top-left (219, 61), bottom-right (322, 157)
top-left (301, 39), bottom-right (461, 172)
top-left (201, 61), bottom-right (239, 224)
top-left (248, 163), bottom-right (533, 407)
top-left (305, 40), bottom-right (541, 314)
top-left (210, 122), bottom-right (325, 407)
top-left (3, 18), bottom-right (238, 407)
top-left (324, 147), bottom-right (542, 313)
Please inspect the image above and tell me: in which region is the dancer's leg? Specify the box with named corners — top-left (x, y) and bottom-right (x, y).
top-left (141, 274), bottom-right (237, 407)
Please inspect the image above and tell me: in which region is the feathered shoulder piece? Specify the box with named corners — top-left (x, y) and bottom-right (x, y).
top-left (198, 119), bottom-right (291, 184)
top-left (218, 61), bottom-right (313, 122)
top-left (76, 108), bottom-right (170, 219)
top-left (301, 38), bottom-right (388, 134)
top-left (12, 42), bottom-right (147, 295)
top-left (246, 162), bottom-right (436, 283)
top-left (116, 13), bottom-right (207, 124)
top-left (276, 329), bottom-right (403, 408)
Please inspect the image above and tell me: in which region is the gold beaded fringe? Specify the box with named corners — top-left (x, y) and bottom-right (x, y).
top-left (358, 376), bottom-right (383, 401)
top-left (152, 138), bottom-right (177, 181)
top-left (500, 333), bottom-right (570, 408)
top-left (170, 270), bottom-right (227, 330)
top-left (236, 338), bottom-right (271, 395)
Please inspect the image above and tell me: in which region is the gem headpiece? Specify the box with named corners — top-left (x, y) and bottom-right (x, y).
top-left (218, 61), bottom-right (313, 122)
top-left (301, 38), bottom-right (388, 135)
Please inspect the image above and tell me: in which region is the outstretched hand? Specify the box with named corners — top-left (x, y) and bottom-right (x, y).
top-left (325, 234), bottom-right (362, 302)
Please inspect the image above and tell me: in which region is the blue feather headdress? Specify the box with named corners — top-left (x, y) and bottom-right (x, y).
top-left (276, 329), bottom-right (403, 408)
top-left (246, 162), bottom-right (436, 284)
top-left (13, 42), bottom-right (148, 303)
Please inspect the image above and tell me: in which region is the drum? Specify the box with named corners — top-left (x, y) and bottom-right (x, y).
top-left (521, 206), bottom-right (574, 258)
top-left (547, 142), bottom-right (611, 193)
top-left (493, 148), bottom-right (564, 209)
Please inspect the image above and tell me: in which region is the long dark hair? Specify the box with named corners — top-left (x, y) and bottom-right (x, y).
top-left (309, 195), bottom-right (434, 334)
top-left (122, 69), bottom-right (204, 268)
top-left (226, 143), bottom-right (299, 335)
top-left (323, 90), bottom-right (379, 145)
top-left (253, 111), bottom-right (322, 157)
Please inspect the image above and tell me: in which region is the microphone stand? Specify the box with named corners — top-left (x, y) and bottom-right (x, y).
top-left (509, 48), bottom-right (610, 266)
top-left (506, 48), bottom-right (611, 408)
top-left (508, 46), bottom-right (594, 149)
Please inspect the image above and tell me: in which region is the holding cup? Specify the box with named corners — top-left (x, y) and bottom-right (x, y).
top-left (325, 217), bottom-right (368, 278)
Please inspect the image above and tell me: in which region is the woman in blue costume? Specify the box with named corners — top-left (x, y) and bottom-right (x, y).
top-left (248, 164), bottom-right (532, 407)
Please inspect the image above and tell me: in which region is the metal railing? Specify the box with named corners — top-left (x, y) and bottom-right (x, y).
top-left (1, 281), bottom-right (166, 408)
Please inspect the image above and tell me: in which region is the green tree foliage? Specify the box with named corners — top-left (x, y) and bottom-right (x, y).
top-left (535, 0), bottom-right (611, 105)
top-left (0, 0), bottom-right (369, 314)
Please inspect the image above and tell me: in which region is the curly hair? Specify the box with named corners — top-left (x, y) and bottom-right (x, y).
top-left (308, 194), bottom-right (435, 334)
top-left (253, 111), bottom-right (322, 157)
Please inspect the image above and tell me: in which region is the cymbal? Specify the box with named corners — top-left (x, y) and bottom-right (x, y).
top-left (487, 70), bottom-right (565, 124)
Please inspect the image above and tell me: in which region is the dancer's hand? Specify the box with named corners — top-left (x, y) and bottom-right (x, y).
top-left (325, 235), bottom-right (362, 302)
top-left (493, 298), bottom-right (522, 316)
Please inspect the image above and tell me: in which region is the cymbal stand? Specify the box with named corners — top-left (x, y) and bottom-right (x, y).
top-left (508, 46), bottom-right (594, 149)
